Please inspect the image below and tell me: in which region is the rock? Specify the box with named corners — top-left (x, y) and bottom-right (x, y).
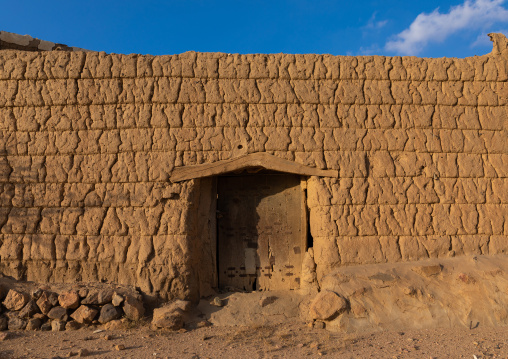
top-left (47, 306), bottom-right (68, 321)
top-left (81, 290), bottom-right (99, 305)
top-left (259, 296), bottom-right (277, 307)
top-left (123, 296), bottom-right (145, 321)
top-left (151, 300), bottom-right (191, 330)
top-left (26, 318), bottom-right (42, 330)
top-left (103, 334), bottom-right (112, 340)
top-left (301, 249), bottom-right (318, 292)
top-left (0, 332), bottom-right (11, 341)
top-left (58, 292), bottom-right (80, 309)
top-left (31, 288), bottom-right (44, 300)
top-left (313, 321), bottom-right (325, 329)
top-left (309, 290), bottom-right (348, 321)
top-left (19, 300), bottom-right (40, 318)
top-left (78, 288), bottom-right (88, 298)
top-left (71, 305), bottom-right (98, 324)
top-left (415, 264), bottom-right (443, 277)
top-left (65, 320), bottom-right (81, 330)
top-left (104, 318), bottom-right (129, 330)
top-left (0, 316), bottom-right (8, 331)
top-left (41, 322), bottom-right (52, 331)
top-left (48, 292), bottom-right (59, 306)
top-left (5, 311), bottom-right (18, 319)
top-left (98, 289), bottom-right (114, 305)
top-left (8, 316), bottom-right (27, 330)
top-left (210, 297), bottom-right (224, 307)
top-left (196, 320), bottom-right (211, 328)
top-left (51, 320), bottom-right (66, 331)
top-left (36, 292), bottom-right (54, 314)
top-left (3, 289), bottom-right (29, 311)
top-left (98, 304), bottom-right (121, 324)
top-left (111, 292), bottom-right (123, 306)
top-left (115, 344), bottom-right (125, 351)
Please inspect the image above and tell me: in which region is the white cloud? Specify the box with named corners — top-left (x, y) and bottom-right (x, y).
top-left (364, 13), bottom-right (388, 30)
top-left (385, 0), bottom-right (508, 55)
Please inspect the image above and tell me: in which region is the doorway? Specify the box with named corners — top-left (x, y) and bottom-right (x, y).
top-left (217, 173), bottom-right (305, 291)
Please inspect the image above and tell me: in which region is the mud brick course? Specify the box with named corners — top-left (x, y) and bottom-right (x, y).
top-left (0, 32), bottom-right (506, 301)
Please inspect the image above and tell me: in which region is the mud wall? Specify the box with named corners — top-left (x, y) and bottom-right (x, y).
top-left (0, 41), bottom-right (506, 299)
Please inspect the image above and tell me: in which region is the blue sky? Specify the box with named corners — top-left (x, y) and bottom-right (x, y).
top-left (1, 0), bottom-right (507, 57)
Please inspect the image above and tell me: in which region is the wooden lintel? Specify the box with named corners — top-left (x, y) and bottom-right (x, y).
top-left (170, 152), bottom-right (338, 182)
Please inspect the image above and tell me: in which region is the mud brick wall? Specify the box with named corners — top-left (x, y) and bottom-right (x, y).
top-left (0, 45), bottom-right (506, 299)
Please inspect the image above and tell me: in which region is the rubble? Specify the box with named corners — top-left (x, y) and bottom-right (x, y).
top-left (309, 290), bottom-right (348, 320)
top-left (152, 300), bottom-right (191, 330)
top-left (3, 290), bottom-right (29, 311)
top-left (0, 279), bottom-right (146, 332)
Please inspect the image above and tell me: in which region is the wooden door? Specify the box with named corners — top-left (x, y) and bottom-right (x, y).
top-left (217, 173), bottom-right (304, 291)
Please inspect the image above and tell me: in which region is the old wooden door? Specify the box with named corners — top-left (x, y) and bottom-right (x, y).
top-left (217, 173), bottom-right (304, 291)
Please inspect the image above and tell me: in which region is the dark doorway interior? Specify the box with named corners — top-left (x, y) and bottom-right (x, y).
top-left (217, 172), bottom-right (305, 291)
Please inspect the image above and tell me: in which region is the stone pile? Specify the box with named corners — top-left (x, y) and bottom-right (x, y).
top-left (0, 286), bottom-right (145, 332)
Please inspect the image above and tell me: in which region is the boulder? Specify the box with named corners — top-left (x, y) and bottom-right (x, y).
top-left (58, 291), bottom-right (80, 309)
top-left (210, 297), bottom-right (224, 307)
top-left (19, 300), bottom-right (40, 318)
top-left (26, 318), bottom-right (42, 330)
top-left (309, 290), bottom-right (348, 321)
top-left (151, 300), bottom-right (191, 330)
top-left (8, 316), bottom-right (27, 330)
top-left (123, 295), bottom-right (145, 321)
top-left (36, 292), bottom-right (54, 314)
top-left (104, 318), bottom-right (129, 330)
top-left (48, 292), bottom-right (59, 306)
top-left (51, 320), bottom-right (65, 331)
top-left (98, 289), bottom-right (114, 305)
top-left (3, 290), bottom-right (29, 311)
top-left (65, 320), bottom-right (81, 330)
top-left (98, 304), bottom-right (121, 324)
top-left (111, 292), bottom-right (124, 306)
top-left (47, 306), bottom-right (68, 321)
top-left (31, 288), bottom-right (44, 300)
top-left (78, 288), bottom-right (88, 298)
top-left (81, 290), bottom-right (99, 305)
top-left (70, 305), bottom-right (98, 324)
top-left (33, 313), bottom-right (46, 320)
top-left (40, 322), bottom-right (52, 331)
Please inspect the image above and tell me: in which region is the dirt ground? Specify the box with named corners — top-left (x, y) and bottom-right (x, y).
top-left (1, 322), bottom-right (508, 359)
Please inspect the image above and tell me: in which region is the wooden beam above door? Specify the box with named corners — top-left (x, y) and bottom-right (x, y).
top-left (170, 152), bottom-right (338, 182)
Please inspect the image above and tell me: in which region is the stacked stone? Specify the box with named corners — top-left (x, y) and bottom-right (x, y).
top-left (0, 287), bottom-right (144, 331)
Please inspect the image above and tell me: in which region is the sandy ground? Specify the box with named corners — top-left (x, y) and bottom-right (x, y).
top-left (1, 322), bottom-right (508, 359)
